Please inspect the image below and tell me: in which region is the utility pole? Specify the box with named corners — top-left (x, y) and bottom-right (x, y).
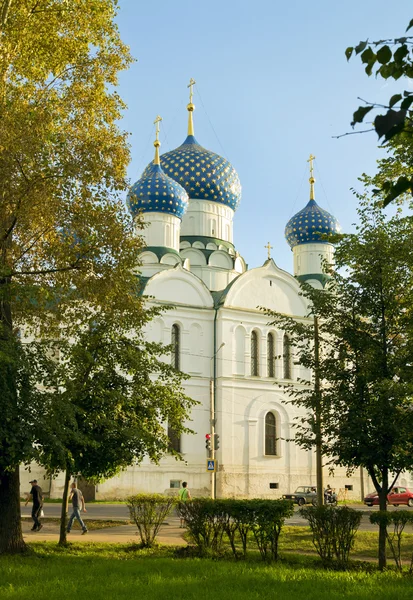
top-left (314, 315), bottom-right (324, 506)
top-left (209, 341), bottom-right (224, 500)
top-left (360, 466), bottom-right (365, 502)
top-left (210, 379), bottom-right (215, 499)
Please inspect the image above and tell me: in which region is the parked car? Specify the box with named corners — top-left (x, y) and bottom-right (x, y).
top-left (364, 486), bottom-right (413, 507)
top-left (283, 486), bottom-right (317, 506)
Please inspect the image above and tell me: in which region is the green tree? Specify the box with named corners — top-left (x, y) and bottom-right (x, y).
top-left (265, 202), bottom-right (413, 570)
top-left (345, 17), bottom-right (413, 204)
top-left (0, 0), bottom-right (143, 555)
top-left (262, 298), bottom-right (329, 508)
top-left (35, 312), bottom-right (195, 546)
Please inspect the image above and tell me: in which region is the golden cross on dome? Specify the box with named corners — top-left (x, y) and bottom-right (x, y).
top-left (153, 115), bottom-right (162, 165)
top-left (265, 241), bottom-right (273, 260)
top-left (307, 154), bottom-right (316, 178)
top-left (307, 153), bottom-right (316, 200)
top-left (188, 78), bottom-right (196, 104)
top-left (154, 115), bottom-right (162, 140)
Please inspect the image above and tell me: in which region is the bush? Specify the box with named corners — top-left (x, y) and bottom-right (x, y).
top-left (178, 498), bottom-right (293, 560)
top-left (221, 500), bottom-right (255, 559)
top-left (250, 499), bottom-right (294, 561)
top-left (370, 510), bottom-right (413, 572)
top-left (178, 498), bottom-right (227, 556)
top-left (300, 505), bottom-right (362, 568)
top-left (126, 494), bottom-right (176, 548)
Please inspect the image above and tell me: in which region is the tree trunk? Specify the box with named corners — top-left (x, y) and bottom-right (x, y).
top-left (0, 467), bottom-right (26, 554)
top-left (378, 469), bottom-right (388, 570)
top-left (313, 316), bottom-right (324, 506)
top-left (59, 470), bottom-right (71, 545)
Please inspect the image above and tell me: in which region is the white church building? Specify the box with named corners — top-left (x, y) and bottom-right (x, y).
top-left (23, 86), bottom-right (410, 501)
top-left (95, 90), bottom-right (362, 501)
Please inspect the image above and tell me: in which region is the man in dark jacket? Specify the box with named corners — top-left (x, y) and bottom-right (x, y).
top-left (25, 479), bottom-right (43, 532)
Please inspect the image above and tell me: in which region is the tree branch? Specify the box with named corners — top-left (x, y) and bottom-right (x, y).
top-left (388, 469), bottom-right (402, 493)
top-left (333, 128), bottom-right (375, 139)
top-left (0, 0), bottom-right (13, 31)
top-left (11, 261), bottom-right (84, 277)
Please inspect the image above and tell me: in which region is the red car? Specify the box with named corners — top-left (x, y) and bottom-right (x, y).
top-left (364, 486), bottom-right (413, 507)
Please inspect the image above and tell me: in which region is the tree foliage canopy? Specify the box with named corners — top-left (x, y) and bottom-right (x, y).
top-left (265, 202), bottom-right (413, 485)
top-left (346, 18), bottom-right (413, 204)
top-left (0, 1), bottom-right (196, 554)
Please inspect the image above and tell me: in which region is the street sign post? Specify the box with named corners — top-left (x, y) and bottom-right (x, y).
top-left (206, 459), bottom-right (216, 472)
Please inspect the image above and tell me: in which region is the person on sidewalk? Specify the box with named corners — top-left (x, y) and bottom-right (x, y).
top-left (67, 482), bottom-right (88, 534)
top-left (178, 481), bottom-right (191, 528)
top-left (25, 479), bottom-right (43, 532)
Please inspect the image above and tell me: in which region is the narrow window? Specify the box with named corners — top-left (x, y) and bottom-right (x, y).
top-left (171, 324), bottom-right (180, 370)
top-left (251, 330), bottom-right (259, 376)
top-left (267, 333), bottom-right (275, 378)
top-left (265, 412), bottom-right (277, 456)
top-left (283, 334), bottom-right (292, 379)
top-left (168, 424), bottom-right (181, 453)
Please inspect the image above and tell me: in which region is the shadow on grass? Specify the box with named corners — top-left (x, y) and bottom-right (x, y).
top-left (1, 544), bottom-right (412, 600)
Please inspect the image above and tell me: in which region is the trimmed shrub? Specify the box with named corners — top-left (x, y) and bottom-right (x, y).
top-left (370, 510), bottom-right (413, 572)
top-left (221, 499), bottom-right (255, 559)
top-left (178, 498), bottom-right (293, 560)
top-left (250, 499), bottom-right (294, 561)
top-left (301, 505), bottom-right (362, 567)
top-left (126, 493), bottom-right (176, 547)
top-left (178, 498), bottom-right (227, 556)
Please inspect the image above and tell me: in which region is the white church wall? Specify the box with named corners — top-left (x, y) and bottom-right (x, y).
top-left (293, 242), bottom-right (334, 279)
top-left (223, 261), bottom-right (308, 318)
top-left (144, 265), bottom-right (214, 309)
top-left (21, 252), bottom-right (394, 502)
top-left (188, 265), bottom-right (240, 291)
top-left (181, 199), bottom-right (234, 242)
top-left (141, 212), bottom-right (182, 252)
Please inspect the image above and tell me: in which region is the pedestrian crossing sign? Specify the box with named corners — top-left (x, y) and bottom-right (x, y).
top-left (206, 459), bottom-right (216, 472)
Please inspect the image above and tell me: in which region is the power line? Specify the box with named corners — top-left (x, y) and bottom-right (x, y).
top-left (195, 84), bottom-right (228, 159)
top-left (288, 162), bottom-right (308, 219)
top-left (136, 124), bottom-right (156, 176)
top-left (314, 160), bottom-right (335, 214)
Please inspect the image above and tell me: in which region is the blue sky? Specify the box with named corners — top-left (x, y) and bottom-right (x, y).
top-left (116, 1), bottom-right (411, 273)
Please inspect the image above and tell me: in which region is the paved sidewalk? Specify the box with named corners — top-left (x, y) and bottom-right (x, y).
top-left (22, 518), bottom-right (187, 546)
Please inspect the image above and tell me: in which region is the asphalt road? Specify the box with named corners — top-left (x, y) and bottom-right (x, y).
top-left (21, 502), bottom-right (413, 532)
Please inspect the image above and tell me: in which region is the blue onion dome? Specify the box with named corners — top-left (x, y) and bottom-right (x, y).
top-left (285, 161), bottom-right (340, 248)
top-left (158, 135), bottom-right (241, 210)
top-left (143, 98), bottom-right (242, 210)
top-left (285, 199), bottom-right (340, 248)
top-left (127, 119), bottom-right (189, 219)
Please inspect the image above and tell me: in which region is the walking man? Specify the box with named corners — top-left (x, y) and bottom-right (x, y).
top-left (67, 482), bottom-right (88, 534)
top-left (178, 481), bottom-right (191, 528)
top-left (25, 479), bottom-right (43, 532)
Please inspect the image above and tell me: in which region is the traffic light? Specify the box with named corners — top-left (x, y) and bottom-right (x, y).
top-left (214, 434), bottom-right (220, 451)
top-left (205, 433), bottom-right (212, 451)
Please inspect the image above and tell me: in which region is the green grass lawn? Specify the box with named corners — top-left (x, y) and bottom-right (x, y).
top-left (1, 543), bottom-right (412, 600)
top-left (279, 526), bottom-right (413, 560)
top-left (36, 518), bottom-right (130, 530)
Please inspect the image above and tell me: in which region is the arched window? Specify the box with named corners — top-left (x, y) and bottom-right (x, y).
top-left (283, 334), bottom-right (292, 379)
top-left (265, 412), bottom-right (277, 456)
top-left (171, 324), bottom-right (180, 370)
top-left (267, 333), bottom-right (275, 378)
top-left (168, 424), bottom-right (181, 453)
top-left (251, 330), bottom-right (259, 376)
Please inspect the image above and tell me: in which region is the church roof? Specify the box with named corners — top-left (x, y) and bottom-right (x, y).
top-left (156, 135), bottom-right (241, 211)
top-left (285, 155), bottom-right (340, 248)
top-left (142, 82), bottom-right (241, 211)
top-left (127, 116), bottom-right (189, 219)
top-left (285, 199), bottom-right (340, 248)
top-left (127, 162), bottom-right (189, 219)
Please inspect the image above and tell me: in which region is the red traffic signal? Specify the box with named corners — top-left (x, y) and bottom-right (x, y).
top-left (205, 433), bottom-right (212, 451)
